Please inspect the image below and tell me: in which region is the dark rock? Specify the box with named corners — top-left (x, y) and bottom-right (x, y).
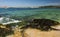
top-left (21, 19), bottom-right (60, 31)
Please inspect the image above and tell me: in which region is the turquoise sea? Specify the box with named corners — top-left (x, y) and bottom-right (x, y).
top-left (0, 8), bottom-right (60, 22)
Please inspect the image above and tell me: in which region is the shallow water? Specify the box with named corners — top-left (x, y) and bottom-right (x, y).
top-left (0, 8), bottom-right (60, 22)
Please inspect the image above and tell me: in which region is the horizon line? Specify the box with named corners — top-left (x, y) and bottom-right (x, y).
top-left (0, 5), bottom-right (60, 8)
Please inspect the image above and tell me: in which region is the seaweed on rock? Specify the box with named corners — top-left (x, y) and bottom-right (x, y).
top-left (0, 25), bottom-right (14, 37)
top-left (21, 19), bottom-right (60, 31)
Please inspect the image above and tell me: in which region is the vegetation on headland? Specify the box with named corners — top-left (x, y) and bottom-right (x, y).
top-left (38, 6), bottom-right (60, 8)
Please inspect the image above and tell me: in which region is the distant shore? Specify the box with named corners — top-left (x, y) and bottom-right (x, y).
top-left (0, 6), bottom-right (60, 8)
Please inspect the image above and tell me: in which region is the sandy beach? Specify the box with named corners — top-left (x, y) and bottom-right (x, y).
top-left (6, 26), bottom-right (60, 37)
top-left (24, 28), bottom-right (60, 37)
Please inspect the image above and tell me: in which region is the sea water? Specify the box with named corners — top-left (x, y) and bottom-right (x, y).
top-left (0, 8), bottom-right (60, 22)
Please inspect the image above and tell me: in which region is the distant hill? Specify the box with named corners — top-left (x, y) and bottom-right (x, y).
top-left (38, 6), bottom-right (60, 8)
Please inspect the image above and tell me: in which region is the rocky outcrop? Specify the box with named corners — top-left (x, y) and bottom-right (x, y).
top-left (21, 19), bottom-right (60, 31)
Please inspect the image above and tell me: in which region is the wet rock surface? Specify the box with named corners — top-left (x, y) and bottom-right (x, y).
top-left (21, 19), bottom-right (60, 31)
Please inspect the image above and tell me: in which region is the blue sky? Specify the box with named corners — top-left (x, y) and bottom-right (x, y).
top-left (0, 0), bottom-right (60, 7)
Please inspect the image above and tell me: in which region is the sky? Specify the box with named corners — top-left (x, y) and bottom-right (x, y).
top-left (0, 0), bottom-right (60, 7)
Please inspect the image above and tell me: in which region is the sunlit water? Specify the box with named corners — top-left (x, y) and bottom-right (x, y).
top-left (0, 8), bottom-right (60, 22)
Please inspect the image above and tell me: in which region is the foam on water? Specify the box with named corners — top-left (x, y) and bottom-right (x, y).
top-left (0, 17), bottom-right (22, 25)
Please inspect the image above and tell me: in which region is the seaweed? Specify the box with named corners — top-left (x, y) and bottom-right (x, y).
top-left (21, 19), bottom-right (60, 31)
top-left (0, 25), bottom-right (14, 37)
